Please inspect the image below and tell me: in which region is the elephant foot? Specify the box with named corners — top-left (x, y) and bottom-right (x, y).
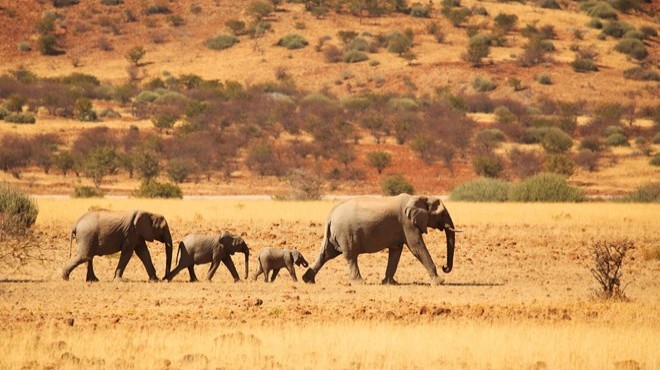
top-left (349, 277), bottom-right (365, 285)
top-left (431, 276), bottom-right (445, 286)
top-left (113, 277), bottom-right (125, 282)
top-left (382, 277), bottom-right (399, 285)
top-left (148, 277), bottom-right (160, 283)
top-left (302, 269), bottom-right (316, 284)
top-left (86, 276), bottom-right (99, 283)
top-left (60, 269), bottom-right (70, 281)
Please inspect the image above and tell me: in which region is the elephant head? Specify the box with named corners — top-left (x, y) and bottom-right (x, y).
top-left (220, 232), bottom-right (250, 279)
top-left (291, 250), bottom-right (309, 268)
top-left (133, 211), bottom-right (174, 278)
top-left (404, 196), bottom-right (459, 274)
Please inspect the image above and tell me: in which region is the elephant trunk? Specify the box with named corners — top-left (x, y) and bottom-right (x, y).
top-left (164, 230), bottom-right (173, 279)
top-left (442, 214), bottom-right (456, 274)
top-left (243, 248), bottom-right (250, 280)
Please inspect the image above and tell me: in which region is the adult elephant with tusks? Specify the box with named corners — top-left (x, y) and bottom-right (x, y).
top-left (302, 194), bottom-right (461, 285)
top-left (61, 210), bottom-right (174, 282)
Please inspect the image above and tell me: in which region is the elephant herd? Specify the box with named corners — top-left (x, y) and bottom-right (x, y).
top-left (61, 194), bottom-right (460, 285)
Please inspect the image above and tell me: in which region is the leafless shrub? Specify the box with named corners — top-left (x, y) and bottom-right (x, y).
top-left (590, 239), bottom-right (634, 300)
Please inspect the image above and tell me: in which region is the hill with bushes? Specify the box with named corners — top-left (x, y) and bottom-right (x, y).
top-left (0, 0), bottom-right (658, 197)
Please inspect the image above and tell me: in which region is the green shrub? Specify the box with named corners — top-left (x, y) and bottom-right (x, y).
top-left (494, 13), bottom-right (518, 34)
top-left (650, 154), bottom-right (660, 167)
top-left (465, 33), bottom-right (490, 66)
top-left (541, 127), bottom-right (573, 153)
top-left (381, 174), bottom-right (414, 195)
top-left (604, 125), bottom-right (624, 136)
top-left (544, 154), bottom-right (576, 176)
top-left (146, 4), bottom-right (171, 14)
top-left (0, 184), bottom-right (38, 235)
top-left (53, 0), bottom-right (79, 7)
top-left (443, 7), bottom-right (471, 27)
top-left (575, 149), bottom-right (598, 171)
top-left (537, 74), bottom-right (552, 84)
top-left (472, 76), bottom-right (496, 92)
top-left (580, 136), bottom-right (604, 152)
top-left (623, 67), bottom-right (660, 81)
top-left (0, 107), bottom-right (9, 120)
top-left (640, 26), bottom-right (657, 39)
top-left (343, 50), bottom-right (369, 63)
top-left (508, 173), bottom-right (584, 202)
top-left (571, 57), bottom-right (598, 72)
top-left (225, 19), bottom-right (247, 35)
top-left (4, 113), bottom-right (36, 124)
top-left (386, 31), bottom-right (413, 55)
top-left (151, 114), bottom-right (176, 129)
top-left (135, 90), bottom-right (160, 103)
top-left (248, 0), bottom-right (273, 20)
top-left (206, 34), bottom-right (239, 50)
top-left (601, 21), bottom-right (634, 38)
top-left (450, 178), bottom-right (511, 202)
top-left (410, 3), bottom-right (432, 17)
top-left (614, 38), bottom-right (648, 60)
top-left (582, 2), bottom-right (618, 19)
top-left (167, 159), bottom-right (191, 183)
top-left (621, 182), bottom-right (660, 202)
top-left (134, 181), bottom-right (182, 198)
top-left (101, 0), bottom-right (124, 5)
top-left (653, 132), bottom-right (660, 144)
top-left (473, 155), bottom-right (504, 178)
top-left (37, 34), bottom-right (61, 55)
top-left (623, 30), bottom-right (643, 40)
top-left (587, 18), bottom-right (603, 29)
top-left (474, 129), bottom-right (505, 150)
top-left (539, 0), bottom-right (560, 9)
top-left (277, 34), bottom-right (309, 50)
top-left (73, 186), bottom-right (104, 198)
top-left (346, 37), bottom-right (369, 52)
top-left (605, 133), bottom-right (629, 146)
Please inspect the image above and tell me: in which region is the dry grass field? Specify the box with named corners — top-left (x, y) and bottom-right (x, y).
top-left (1, 199), bottom-right (659, 369)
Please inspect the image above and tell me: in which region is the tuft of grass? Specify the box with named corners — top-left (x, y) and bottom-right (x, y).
top-left (277, 34), bottom-right (309, 50)
top-left (620, 182), bottom-right (660, 202)
top-left (0, 184), bottom-right (38, 235)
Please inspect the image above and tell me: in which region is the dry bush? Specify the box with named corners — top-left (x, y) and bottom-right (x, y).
top-left (590, 239), bottom-right (634, 300)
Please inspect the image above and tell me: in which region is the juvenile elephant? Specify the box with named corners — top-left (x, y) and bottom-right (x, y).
top-left (164, 232), bottom-right (250, 282)
top-left (61, 210), bottom-right (174, 282)
top-left (253, 247), bottom-right (309, 282)
top-left (302, 194), bottom-right (460, 285)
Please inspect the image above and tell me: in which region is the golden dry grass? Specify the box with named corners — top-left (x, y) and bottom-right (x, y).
top-left (1, 199), bottom-right (659, 369)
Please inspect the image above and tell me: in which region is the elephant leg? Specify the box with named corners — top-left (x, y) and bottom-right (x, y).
top-left (303, 243), bottom-right (342, 283)
top-left (113, 245), bottom-right (134, 281)
top-left (382, 246), bottom-right (403, 285)
top-left (270, 268), bottom-right (280, 282)
top-left (253, 263), bottom-right (263, 281)
top-left (86, 258), bottom-right (99, 282)
top-left (164, 262), bottom-right (186, 282)
top-left (345, 254), bottom-right (363, 283)
top-left (222, 257), bottom-right (240, 282)
top-left (206, 260), bottom-right (221, 282)
top-left (61, 255), bottom-right (88, 281)
top-left (286, 266), bottom-right (298, 282)
top-left (134, 243), bottom-right (159, 282)
top-left (188, 266), bottom-right (198, 282)
top-left (407, 243), bottom-right (442, 285)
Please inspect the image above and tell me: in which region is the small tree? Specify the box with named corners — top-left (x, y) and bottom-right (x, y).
top-left (465, 34), bottom-right (490, 67)
top-left (381, 174), bottom-right (414, 195)
top-left (54, 150), bottom-right (74, 176)
top-left (125, 46), bottom-right (146, 66)
top-left (83, 147), bottom-right (118, 188)
top-left (590, 239), bottom-right (634, 299)
top-left (134, 150), bottom-right (160, 182)
top-left (473, 154), bottom-right (504, 178)
top-left (248, 0), bottom-right (273, 21)
top-left (367, 151), bottom-right (392, 174)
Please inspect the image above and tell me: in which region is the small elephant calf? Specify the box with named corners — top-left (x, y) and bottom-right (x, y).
top-left (165, 232), bottom-right (250, 282)
top-left (253, 247), bottom-right (309, 282)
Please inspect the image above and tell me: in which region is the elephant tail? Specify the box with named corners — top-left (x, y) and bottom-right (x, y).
top-left (69, 227), bottom-right (76, 258)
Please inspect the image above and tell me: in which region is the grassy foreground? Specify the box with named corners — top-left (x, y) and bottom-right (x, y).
top-left (1, 199), bottom-right (659, 369)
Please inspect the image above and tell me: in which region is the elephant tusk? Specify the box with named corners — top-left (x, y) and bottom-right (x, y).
top-left (445, 225), bottom-right (463, 233)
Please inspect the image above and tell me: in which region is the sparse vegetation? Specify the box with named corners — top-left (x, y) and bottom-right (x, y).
top-left (277, 34), bottom-right (309, 49)
top-left (206, 34), bottom-right (239, 50)
top-left (508, 173), bottom-right (584, 202)
top-left (590, 239), bottom-right (634, 300)
top-left (450, 178), bottom-right (511, 202)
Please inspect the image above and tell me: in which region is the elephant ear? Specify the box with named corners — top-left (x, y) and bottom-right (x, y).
top-left (219, 232), bottom-right (235, 254)
top-left (133, 211), bottom-right (155, 242)
top-left (404, 196), bottom-right (430, 234)
top-left (291, 250), bottom-right (301, 263)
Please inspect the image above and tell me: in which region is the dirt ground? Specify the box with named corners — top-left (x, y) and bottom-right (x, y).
top-left (1, 199), bottom-right (659, 369)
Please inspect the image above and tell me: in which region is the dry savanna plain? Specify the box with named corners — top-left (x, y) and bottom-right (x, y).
top-left (1, 199), bottom-right (659, 370)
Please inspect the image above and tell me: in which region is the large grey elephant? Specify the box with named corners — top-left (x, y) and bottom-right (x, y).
top-left (253, 247), bottom-right (309, 282)
top-left (61, 210), bottom-right (174, 282)
top-left (164, 232), bottom-right (250, 282)
top-left (302, 194), bottom-right (459, 285)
